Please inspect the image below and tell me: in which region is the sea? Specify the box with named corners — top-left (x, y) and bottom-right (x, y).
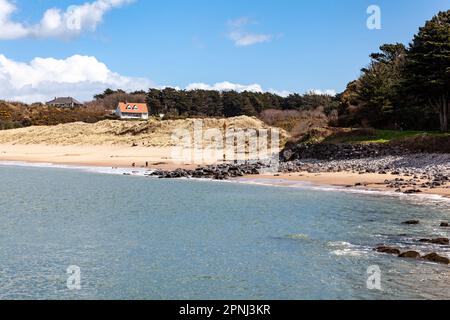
top-left (0, 162), bottom-right (449, 299)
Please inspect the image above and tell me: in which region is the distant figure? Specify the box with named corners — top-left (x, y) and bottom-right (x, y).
top-left (145, 162), bottom-right (149, 167)
top-left (132, 163), bottom-right (136, 167)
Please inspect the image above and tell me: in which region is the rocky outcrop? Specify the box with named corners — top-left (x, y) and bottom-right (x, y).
top-left (419, 238), bottom-right (450, 245)
top-left (281, 143), bottom-right (406, 162)
top-left (422, 253), bottom-right (450, 264)
top-left (399, 251), bottom-right (421, 259)
top-left (376, 246), bottom-right (450, 264)
top-left (150, 163), bottom-right (266, 180)
top-left (278, 151), bottom-right (450, 193)
top-left (376, 246), bottom-right (401, 255)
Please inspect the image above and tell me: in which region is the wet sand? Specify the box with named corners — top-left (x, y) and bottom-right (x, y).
top-left (247, 172), bottom-right (450, 198)
top-left (0, 144), bottom-right (196, 170)
top-left (1, 143), bottom-right (449, 198)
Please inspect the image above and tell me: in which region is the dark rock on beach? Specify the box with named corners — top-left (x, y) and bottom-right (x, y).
top-left (150, 162), bottom-right (268, 180)
top-left (419, 238), bottom-right (450, 245)
top-left (376, 246), bottom-right (401, 255)
top-left (430, 238), bottom-right (449, 245)
top-left (422, 253), bottom-right (450, 264)
top-left (278, 143), bottom-right (450, 194)
top-left (403, 189), bottom-right (422, 194)
top-left (402, 220), bottom-right (420, 225)
top-left (280, 143), bottom-right (406, 162)
top-left (399, 251), bottom-right (421, 259)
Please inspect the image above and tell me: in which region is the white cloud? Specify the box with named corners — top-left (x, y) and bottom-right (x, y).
top-left (228, 31), bottom-right (272, 47)
top-left (185, 83), bottom-right (335, 98)
top-left (226, 17), bottom-right (272, 47)
top-left (308, 89), bottom-right (337, 96)
top-left (0, 0), bottom-right (133, 39)
top-left (268, 89), bottom-right (291, 97)
top-left (185, 82), bottom-right (294, 97)
top-left (186, 81), bottom-right (264, 93)
top-left (0, 54), bottom-right (153, 102)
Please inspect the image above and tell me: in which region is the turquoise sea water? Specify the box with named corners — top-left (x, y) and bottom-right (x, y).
top-left (0, 164), bottom-right (449, 300)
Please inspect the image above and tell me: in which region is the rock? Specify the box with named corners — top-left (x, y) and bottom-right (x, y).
top-left (403, 189), bottom-right (422, 194)
top-left (431, 238), bottom-right (450, 245)
top-left (402, 220), bottom-right (420, 225)
top-left (440, 222), bottom-right (449, 227)
top-left (376, 246), bottom-right (401, 255)
top-left (280, 143), bottom-right (408, 162)
top-left (151, 162), bottom-right (267, 180)
top-left (422, 253), bottom-right (450, 264)
top-left (419, 238), bottom-right (449, 245)
top-left (399, 251), bottom-right (421, 259)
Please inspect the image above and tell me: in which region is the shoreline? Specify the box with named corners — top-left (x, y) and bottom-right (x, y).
top-left (244, 172), bottom-right (450, 198)
top-left (1, 158), bottom-right (450, 203)
top-left (0, 144), bottom-right (197, 171)
top-left (0, 143), bottom-right (449, 199)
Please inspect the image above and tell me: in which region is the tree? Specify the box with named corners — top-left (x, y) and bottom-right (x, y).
top-left (353, 43), bottom-right (406, 127)
top-left (404, 10), bottom-right (450, 131)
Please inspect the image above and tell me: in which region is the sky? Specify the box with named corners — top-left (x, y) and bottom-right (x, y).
top-left (0, 0), bottom-right (448, 102)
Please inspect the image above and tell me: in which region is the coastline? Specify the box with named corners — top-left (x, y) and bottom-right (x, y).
top-left (0, 144), bottom-right (449, 201)
top-left (0, 143), bottom-right (196, 171)
top-left (242, 172), bottom-right (450, 199)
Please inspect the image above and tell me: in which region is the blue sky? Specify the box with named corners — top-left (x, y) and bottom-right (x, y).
top-left (0, 0), bottom-right (448, 102)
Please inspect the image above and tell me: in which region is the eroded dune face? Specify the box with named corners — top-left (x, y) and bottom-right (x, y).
top-left (0, 116), bottom-right (288, 147)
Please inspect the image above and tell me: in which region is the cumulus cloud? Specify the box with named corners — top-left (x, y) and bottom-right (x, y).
top-left (185, 82), bottom-right (294, 97)
top-left (186, 81), bottom-right (264, 93)
top-left (268, 89), bottom-right (291, 97)
top-left (0, 0), bottom-right (133, 39)
top-left (226, 17), bottom-right (272, 47)
top-left (185, 83), bottom-right (335, 98)
top-left (0, 54), bottom-right (153, 102)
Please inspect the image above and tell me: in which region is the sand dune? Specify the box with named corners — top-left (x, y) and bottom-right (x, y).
top-left (0, 116), bottom-right (286, 147)
top-left (0, 116), bottom-right (286, 169)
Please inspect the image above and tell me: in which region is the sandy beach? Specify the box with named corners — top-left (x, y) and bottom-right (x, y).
top-left (0, 144), bottom-right (195, 170)
top-left (249, 172), bottom-right (450, 198)
top-left (1, 143), bottom-right (449, 198)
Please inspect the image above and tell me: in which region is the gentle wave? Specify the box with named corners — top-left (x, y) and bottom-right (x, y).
top-left (1, 160), bottom-right (449, 206)
top-left (233, 177), bottom-right (450, 206)
top-left (0, 160), bottom-right (152, 176)
top-left (327, 241), bottom-right (372, 257)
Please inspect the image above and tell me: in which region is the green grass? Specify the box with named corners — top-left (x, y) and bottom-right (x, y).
top-left (324, 129), bottom-right (450, 144)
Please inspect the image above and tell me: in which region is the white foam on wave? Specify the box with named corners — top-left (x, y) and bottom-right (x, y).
top-left (327, 241), bottom-right (372, 257)
top-left (0, 160), bottom-right (153, 177)
top-left (1, 160), bottom-right (449, 207)
top-left (233, 177), bottom-right (450, 206)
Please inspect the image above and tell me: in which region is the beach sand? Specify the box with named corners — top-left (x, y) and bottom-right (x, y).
top-left (247, 172), bottom-right (450, 198)
top-left (0, 144), bottom-right (196, 170)
top-left (1, 143), bottom-right (449, 198)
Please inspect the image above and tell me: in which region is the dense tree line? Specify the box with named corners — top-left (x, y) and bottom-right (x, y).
top-left (339, 10), bottom-right (450, 131)
top-left (94, 88), bottom-right (338, 119)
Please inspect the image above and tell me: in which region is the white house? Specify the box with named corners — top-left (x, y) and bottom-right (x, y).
top-left (116, 102), bottom-right (149, 120)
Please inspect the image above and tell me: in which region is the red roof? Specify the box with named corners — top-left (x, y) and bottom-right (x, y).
top-left (118, 102), bottom-right (149, 114)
